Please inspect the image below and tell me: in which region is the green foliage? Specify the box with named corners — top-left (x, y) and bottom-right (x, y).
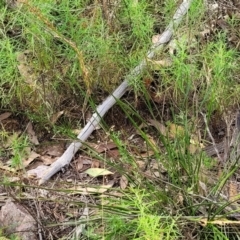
top-left (201, 34), bottom-right (237, 112)
top-left (10, 134), bottom-right (29, 168)
top-left (86, 188), bottom-right (180, 239)
top-left (0, 0), bottom-right (157, 118)
top-left (0, 218), bottom-right (19, 239)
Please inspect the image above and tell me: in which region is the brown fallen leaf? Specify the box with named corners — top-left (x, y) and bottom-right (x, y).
top-left (45, 144), bottom-right (64, 157)
top-left (50, 110), bottom-right (64, 124)
top-left (147, 58), bottom-right (172, 69)
top-left (74, 155), bottom-right (93, 167)
top-left (26, 122), bottom-right (39, 145)
top-left (148, 119), bottom-right (167, 136)
top-left (88, 142), bottom-right (117, 153)
top-left (74, 158), bottom-right (84, 171)
top-left (0, 112), bottom-right (12, 121)
top-left (23, 151), bottom-right (40, 167)
top-left (39, 155), bottom-right (58, 165)
top-left (107, 149), bottom-right (120, 160)
top-left (139, 150), bottom-right (155, 158)
top-left (136, 160), bottom-right (146, 170)
top-left (120, 175), bottom-right (128, 189)
top-left (80, 156), bottom-right (93, 165)
top-left (91, 160), bottom-right (100, 168)
top-left (145, 170), bottom-right (160, 178)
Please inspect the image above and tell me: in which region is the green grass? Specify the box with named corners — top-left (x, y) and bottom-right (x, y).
top-left (10, 134), bottom-right (30, 169)
top-left (1, 0), bottom-right (240, 239)
top-left (0, 222), bottom-right (20, 240)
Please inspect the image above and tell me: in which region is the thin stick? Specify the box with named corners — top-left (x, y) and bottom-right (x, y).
top-left (39, 0), bottom-right (194, 185)
top-left (201, 112), bottom-right (223, 162)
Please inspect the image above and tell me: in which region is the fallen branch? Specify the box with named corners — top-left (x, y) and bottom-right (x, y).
top-left (39, 0), bottom-right (193, 185)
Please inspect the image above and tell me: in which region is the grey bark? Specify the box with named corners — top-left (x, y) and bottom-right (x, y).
top-left (39, 0), bottom-right (194, 185)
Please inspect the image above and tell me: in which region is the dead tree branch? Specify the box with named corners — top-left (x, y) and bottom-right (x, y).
top-left (39, 0), bottom-right (194, 185)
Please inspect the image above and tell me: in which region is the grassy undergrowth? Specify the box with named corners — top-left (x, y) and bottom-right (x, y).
top-left (1, 0), bottom-right (240, 239)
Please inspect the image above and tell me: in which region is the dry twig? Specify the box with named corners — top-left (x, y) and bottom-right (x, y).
top-left (201, 112), bottom-right (223, 161)
top-left (39, 0), bottom-right (194, 185)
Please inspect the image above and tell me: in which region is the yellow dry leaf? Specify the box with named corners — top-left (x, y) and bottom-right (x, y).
top-left (72, 129), bottom-right (82, 135)
top-left (50, 111), bottom-right (64, 124)
top-left (152, 34), bottom-right (161, 44)
top-left (228, 181), bottom-right (239, 202)
top-left (85, 168), bottom-right (113, 177)
top-left (188, 135), bottom-right (204, 154)
top-left (70, 181), bottom-right (114, 195)
top-left (0, 162), bottom-right (16, 173)
top-left (198, 180), bottom-right (208, 196)
top-left (200, 218), bottom-right (240, 226)
top-left (145, 134), bottom-right (158, 151)
top-left (188, 143), bottom-right (198, 154)
top-left (168, 123), bottom-right (185, 138)
top-left (147, 58), bottom-right (172, 70)
top-left (190, 135), bottom-right (204, 149)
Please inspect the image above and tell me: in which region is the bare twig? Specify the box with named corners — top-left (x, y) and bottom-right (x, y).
top-left (223, 112), bottom-right (233, 162)
top-left (72, 207), bottom-right (89, 239)
top-left (230, 110), bottom-right (240, 161)
top-left (204, 111), bottom-right (240, 158)
top-left (39, 0), bottom-right (194, 185)
top-left (201, 112), bottom-right (223, 161)
top-left (33, 199), bottom-right (43, 240)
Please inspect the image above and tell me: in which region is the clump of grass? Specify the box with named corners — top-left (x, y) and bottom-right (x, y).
top-left (10, 134), bottom-right (30, 169)
top-left (201, 34), bottom-right (238, 113)
top-left (85, 108), bottom-right (237, 239)
top-left (0, 0), bottom-right (156, 121)
top-left (95, 189), bottom-right (180, 240)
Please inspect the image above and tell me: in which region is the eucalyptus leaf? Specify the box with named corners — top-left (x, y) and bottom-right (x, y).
top-left (85, 168), bottom-right (113, 177)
